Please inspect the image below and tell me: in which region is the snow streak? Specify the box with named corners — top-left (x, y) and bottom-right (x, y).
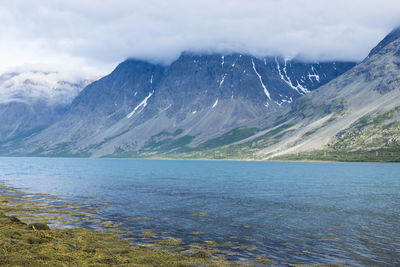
top-left (251, 59), bottom-right (271, 100)
top-left (212, 98), bottom-right (219, 108)
top-left (126, 91), bottom-right (154, 119)
top-left (219, 74), bottom-right (227, 87)
top-left (275, 58), bottom-right (309, 95)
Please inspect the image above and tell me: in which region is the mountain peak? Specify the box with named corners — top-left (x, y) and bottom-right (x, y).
top-left (368, 26), bottom-right (400, 58)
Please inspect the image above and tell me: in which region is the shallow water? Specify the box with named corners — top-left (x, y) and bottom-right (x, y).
top-left (0, 157), bottom-right (399, 266)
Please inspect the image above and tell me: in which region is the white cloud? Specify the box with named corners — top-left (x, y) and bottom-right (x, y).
top-left (0, 0), bottom-right (400, 75)
top-left (0, 68), bottom-right (95, 105)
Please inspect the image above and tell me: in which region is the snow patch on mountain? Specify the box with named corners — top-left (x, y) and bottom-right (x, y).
top-left (307, 66), bottom-right (320, 83)
top-left (275, 58), bottom-right (309, 95)
top-left (127, 91), bottom-right (154, 119)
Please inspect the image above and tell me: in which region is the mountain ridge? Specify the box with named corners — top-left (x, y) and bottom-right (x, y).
top-left (368, 27), bottom-right (400, 58)
top-left (2, 53), bottom-right (355, 157)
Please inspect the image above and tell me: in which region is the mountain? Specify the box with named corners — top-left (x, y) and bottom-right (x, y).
top-left (186, 27), bottom-right (400, 162)
top-left (5, 54), bottom-right (355, 157)
top-left (368, 27), bottom-right (400, 58)
top-left (0, 71), bottom-right (92, 146)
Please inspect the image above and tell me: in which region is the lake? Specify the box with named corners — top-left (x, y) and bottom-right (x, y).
top-left (0, 157), bottom-right (399, 266)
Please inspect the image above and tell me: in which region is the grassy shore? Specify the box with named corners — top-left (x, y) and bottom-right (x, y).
top-left (271, 149), bottom-right (400, 163)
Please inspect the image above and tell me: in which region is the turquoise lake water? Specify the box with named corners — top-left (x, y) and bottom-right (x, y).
top-left (0, 157), bottom-right (399, 266)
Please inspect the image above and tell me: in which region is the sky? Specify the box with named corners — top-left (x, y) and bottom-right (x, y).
top-left (1, 0), bottom-right (400, 76)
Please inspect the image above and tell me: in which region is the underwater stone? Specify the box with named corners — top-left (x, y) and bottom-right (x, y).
top-left (29, 223), bottom-right (50, 230)
top-left (190, 251), bottom-right (209, 259)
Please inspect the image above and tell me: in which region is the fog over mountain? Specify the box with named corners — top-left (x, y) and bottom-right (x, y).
top-left (0, 68), bottom-right (92, 144)
top-left (0, 1), bottom-right (400, 162)
top-left (1, 0), bottom-right (400, 75)
top-left (0, 70), bottom-right (93, 105)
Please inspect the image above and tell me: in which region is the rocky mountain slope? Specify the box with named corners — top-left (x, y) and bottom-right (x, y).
top-left (6, 54), bottom-right (354, 157)
top-left (183, 27), bottom-right (400, 162)
top-left (0, 71), bottom-right (91, 145)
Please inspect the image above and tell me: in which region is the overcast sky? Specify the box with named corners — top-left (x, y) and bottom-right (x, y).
top-left (1, 0), bottom-right (400, 76)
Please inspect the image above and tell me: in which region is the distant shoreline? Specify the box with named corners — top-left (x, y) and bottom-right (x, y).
top-left (0, 154), bottom-right (399, 164)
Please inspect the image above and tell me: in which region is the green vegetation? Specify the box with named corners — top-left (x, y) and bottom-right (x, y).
top-left (141, 129), bottom-right (195, 153)
top-left (276, 108), bottom-right (400, 162)
top-left (0, 215), bottom-right (230, 266)
top-left (143, 135), bottom-right (194, 152)
top-left (273, 148), bottom-right (400, 162)
top-left (166, 123), bottom-right (296, 160)
top-left (197, 127), bottom-right (257, 150)
top-left (302, 114), bottom-right (340, 138)
top-left (0, 185), bottom-right (242, 266)
top-left (263, 123), bottom-right (295, 139)
top-left (13, 106), bottom-right (400, 163)
top-left (303, 128), bottom-right (319, 137)
top-left (0, 126), bottom-right (46, 146)
top-left (160, 108), bottom-right (400, 163)
top-left (330, 109), bottom-right (400, 152)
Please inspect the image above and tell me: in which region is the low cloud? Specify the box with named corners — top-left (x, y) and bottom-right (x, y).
top-left (1, 0), bottom-right (400, 75)
top-left (0, 68), bottom-right (94, 105)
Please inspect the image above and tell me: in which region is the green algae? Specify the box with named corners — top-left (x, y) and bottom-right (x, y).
top-left (0, 185), bottom-right (235, 266)
top-left (0, 184), bottom-right (350, 267)
top-left (0, 216), bottom-right (231, 266)
top-left (252, 256), bottom-right (274, 265)
top-left (191, 212), bottom-right (207, 217)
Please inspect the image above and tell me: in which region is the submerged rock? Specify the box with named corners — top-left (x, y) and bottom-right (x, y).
top-left (8, 216), bottom-right (26, 225)
top-left (29, 223), bottom-right (50, 230)
top-left (190, 251), bottom-right (209, 259)
top-left (67, 243), bottom-right (78, 250)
